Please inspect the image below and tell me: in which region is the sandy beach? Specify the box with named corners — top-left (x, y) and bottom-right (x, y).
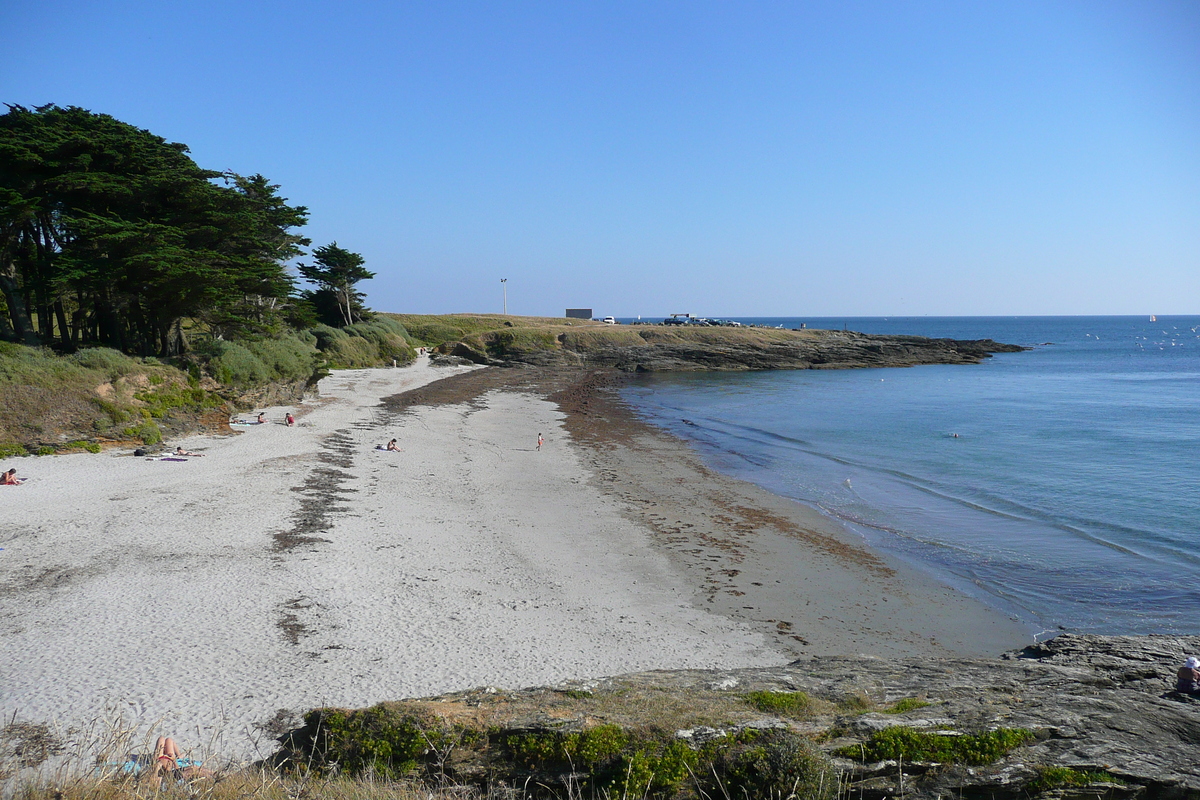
top-left (0, 358), bottom-right (1029, 762)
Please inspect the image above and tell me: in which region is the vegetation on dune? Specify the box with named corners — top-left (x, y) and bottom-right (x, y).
top-left (0, 105), bottom-right (416, 451)
top-left (386, 313), bottom-right (576, 348)
top-left (0, 318), bottom-right (415, 453)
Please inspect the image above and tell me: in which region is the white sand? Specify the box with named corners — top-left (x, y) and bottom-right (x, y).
top-left (0, 360), bottom-right (782, 761)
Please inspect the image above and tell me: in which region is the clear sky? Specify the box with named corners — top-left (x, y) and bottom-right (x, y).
top-left (3, 1), bottom-right (1198, 317)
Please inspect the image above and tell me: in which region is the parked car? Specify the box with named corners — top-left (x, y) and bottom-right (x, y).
top-left (602, 316), bottom-right (617, 324)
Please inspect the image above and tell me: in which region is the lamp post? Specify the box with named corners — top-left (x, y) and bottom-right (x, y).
top-left (501, 278), bottom-right (507, 315)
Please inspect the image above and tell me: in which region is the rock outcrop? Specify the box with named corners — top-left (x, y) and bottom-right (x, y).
top-left (444, 326), bottom-right (1027, 371)
top-left (277, 634), bottom-right (1200, 799)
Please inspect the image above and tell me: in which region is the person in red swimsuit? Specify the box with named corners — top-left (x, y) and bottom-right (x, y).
top-left (146, 736), bottom-right (210, 787)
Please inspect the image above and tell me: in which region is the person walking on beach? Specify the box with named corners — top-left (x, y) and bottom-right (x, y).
top-left (537, 433), bottom-right (543, 451)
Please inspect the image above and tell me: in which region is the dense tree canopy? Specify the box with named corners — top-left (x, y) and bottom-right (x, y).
top-left (0, 104), bottom-right (310, 356)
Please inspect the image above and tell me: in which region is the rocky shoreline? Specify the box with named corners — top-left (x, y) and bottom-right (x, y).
top-left (442, 325), bottom-right (1028, 371)
top-left (274, 633), bottom-right (1200, 799)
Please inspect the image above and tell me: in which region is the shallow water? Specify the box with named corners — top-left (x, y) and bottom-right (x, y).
top-left (619, 316), bottom-right (1200, 635)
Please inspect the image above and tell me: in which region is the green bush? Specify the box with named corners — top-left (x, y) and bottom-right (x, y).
top-left (1029, 766), bottom-right (1124, 792)
top-left (0, 442), bottom-right (27, 458)
top-left (284, 705), bottom-right (470, 781)
top-left (135, 384), bottom-right (222, 418)
top-left (745, 690), bottom-right (815, 718)
top-left (402, 321), bottom-right (466, 347)
top-left (344, 319), bottom-right (416, 362)
top-left (719, 730), bottom-right (838, 800)
top-left (310, 324), bottom-right (348, 350)
top-left (122, 420), bottom-right (162, 445)
top-left (883, 697), bottom-right (931, 714)
top-left (320, 335), bottom-right (380, 368)
top-left (205, 340), bottom-right (270, 386)
top-left (244, 335), bottom-right (318, 382)
top-left (836, 726), bottom-right (1034, 765)
top-left (69, 347), bottom-right (140, 379)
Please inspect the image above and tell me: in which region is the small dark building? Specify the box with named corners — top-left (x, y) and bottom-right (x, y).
top-left (565, 308), bottom-right (592, 320)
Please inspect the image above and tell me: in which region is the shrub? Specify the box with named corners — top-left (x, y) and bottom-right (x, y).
top-left (0, 443), bottom-right (27, 458)
top-left (283, 705), bottom-right (471, 781)
top-left (320, 335), bottom-right (380, 368)
top-left (69, 347), bottom-right (139, 379)
top-left (122, 420), bottom-right (162, 445)
top-left (205, 341), bottom-right (270, 387)
top-left (244, 335), bottom-right (318, 382)
top-left (883, 697), bottom-right (931, 714)
top-left (1029, 766), bottom-right (1125, 792)
top-left (344, 319), bottom-right (416, 363)
top-left (135, 384), bottom-right (222, 418)
top-left (745, 690), bottom-right (815, 718)
top-left (717, 730), bottom-right (838, 800)
top-left (403, 321), bottom-right (465, 347)
top-left (836, 726), bottom-right (1034, 765)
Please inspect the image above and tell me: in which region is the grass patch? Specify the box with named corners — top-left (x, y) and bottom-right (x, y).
top-left (837, 692), bottom-right (875, 713)
top-left (1029, 766), bottom-right (1126, 792)
top-left (386, 313), bottom-right (576, 348)
top-left (882, 697), bottom-right (931, 714)
top-left (835, 726), bottom-right (1034, 765)
top-left (745, 690), bottom-right (816, 718)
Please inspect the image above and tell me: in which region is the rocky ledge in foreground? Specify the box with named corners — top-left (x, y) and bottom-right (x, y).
top-left (275, 634), bottom-right (1200, 799)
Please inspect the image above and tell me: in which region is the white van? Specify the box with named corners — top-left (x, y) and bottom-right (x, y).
top-left (602, 316), bottom-right (617, 324)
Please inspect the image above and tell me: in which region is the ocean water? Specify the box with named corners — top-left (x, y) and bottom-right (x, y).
top-left (617, 316), bottom-right (1200, 636)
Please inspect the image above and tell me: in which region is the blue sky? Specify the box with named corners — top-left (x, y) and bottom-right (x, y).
top-left (4, 1), bottom-right (1197, 317)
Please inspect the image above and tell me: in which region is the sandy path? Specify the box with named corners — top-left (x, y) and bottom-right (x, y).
top-left (0, 360), bottom-right (780, 761)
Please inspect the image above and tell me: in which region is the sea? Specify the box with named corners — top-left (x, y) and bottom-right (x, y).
top-left (615, 316), bottom-right (1200, 638)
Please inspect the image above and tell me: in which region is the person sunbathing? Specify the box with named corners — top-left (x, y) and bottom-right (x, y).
top-left (174, 447), bottom-right (204, 457)
top-left (145, 736), bottom-right (210, 788)
top-left (2, 468), bottom-right (21, 485)
top-left (386, 439), bottom-right (401, 451)
top-left (257, 412), bottom-right (267, 424)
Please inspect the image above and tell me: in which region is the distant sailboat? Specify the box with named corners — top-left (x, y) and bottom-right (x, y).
top-left (1150, 314), bottom-right (1157, 322)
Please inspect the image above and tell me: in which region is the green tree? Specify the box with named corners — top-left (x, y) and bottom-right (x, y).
top-left (0, 104), bottom-right (309, 355)
top-left (296, 242), bottom-right (374, 327)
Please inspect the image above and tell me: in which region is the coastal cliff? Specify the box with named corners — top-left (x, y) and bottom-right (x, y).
top-left (275, 634), bottom-right (1200, 799)
top-left (436, 324), bottom-right (1027, 371)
